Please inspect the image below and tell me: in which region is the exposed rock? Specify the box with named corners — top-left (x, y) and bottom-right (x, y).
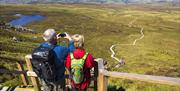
top-left (115, 58), bottom-right (125, 68)
top-left (12, 36), bottom-right (18, 42)
top-left (12, 36), bottom-right (22, 42)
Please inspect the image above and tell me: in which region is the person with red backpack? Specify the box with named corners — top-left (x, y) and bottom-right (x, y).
top-left (65, 34), bottom-right (96, 91)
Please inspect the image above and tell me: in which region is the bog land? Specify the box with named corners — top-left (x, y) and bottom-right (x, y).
top-left (0, 4), bottom-right (180, 91)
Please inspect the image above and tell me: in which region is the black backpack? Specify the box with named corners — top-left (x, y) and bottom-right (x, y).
top-left (32, 44), bottom-right (56, 83)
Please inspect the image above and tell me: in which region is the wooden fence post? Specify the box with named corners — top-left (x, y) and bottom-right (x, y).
top-left (98, 72), bottom-right (108, 91)
top-left (94, 61), bottom-right (98, 91)
top-left (16, 61), bottom-right (29, 86)
top-left (25, 55), bottom-right (40, 91)
top-left (97, 59), bottom-right (108, 91)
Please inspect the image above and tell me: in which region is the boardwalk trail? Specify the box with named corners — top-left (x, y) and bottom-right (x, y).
top-left (110, 18), bottom-right (144, 62)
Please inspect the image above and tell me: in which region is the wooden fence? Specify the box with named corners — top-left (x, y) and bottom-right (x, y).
top-left (0, 55), bottom-right (180, 91)
top-left (97, 59), bottom-right (180, 91)
top-left (0, 55), bottom-right (98, 91)
top-left (0, 55), bottom-right (40, 91)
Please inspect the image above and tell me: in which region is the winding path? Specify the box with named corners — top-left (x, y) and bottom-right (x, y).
top-left (110, 18), bottom-right (144, 62)
top-left (128, 18), bottom-right (138, 27)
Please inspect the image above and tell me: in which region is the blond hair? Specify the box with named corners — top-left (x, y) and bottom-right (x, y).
top-left (72, 34), bottom-right (84, 48)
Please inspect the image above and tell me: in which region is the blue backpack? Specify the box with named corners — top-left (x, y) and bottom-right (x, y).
top-left (32, 44), bottom-right (56, 83)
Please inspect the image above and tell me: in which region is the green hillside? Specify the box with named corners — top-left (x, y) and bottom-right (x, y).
top-left (0, 4), bottom-right (180, 91)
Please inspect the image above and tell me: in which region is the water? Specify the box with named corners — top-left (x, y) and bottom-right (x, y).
top-left (9, 14), bottom-right (46, 26)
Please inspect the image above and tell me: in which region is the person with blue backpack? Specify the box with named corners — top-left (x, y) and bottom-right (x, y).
top-left (32, 29), bottom-right (74, 91)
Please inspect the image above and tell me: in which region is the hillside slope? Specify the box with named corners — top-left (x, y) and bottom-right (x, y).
top-left (0, 4), bottom-right (180, 91)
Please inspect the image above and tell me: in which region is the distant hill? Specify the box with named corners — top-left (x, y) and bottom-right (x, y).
top-left (0, 0), bottom-right (180, 4)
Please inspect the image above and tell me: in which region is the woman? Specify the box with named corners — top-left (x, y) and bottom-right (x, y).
top-left (65, 34), bottom-right (96, 91)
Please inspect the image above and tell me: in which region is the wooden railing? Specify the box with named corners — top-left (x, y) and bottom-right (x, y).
top-left (0, 55), bottom-right (98, 91)
top-left (0, 55), bottom-right (40, 91)
top-left (0, 55), bottom-right (29, 86)
top-left (25, 55), bottom-right (40, 91)
top-left (96, 59), bottom-right (180, 91)
top-left (1, 55), bottom-right (180, 91)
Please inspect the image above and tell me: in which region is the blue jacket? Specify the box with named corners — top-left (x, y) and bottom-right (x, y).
top-left (40, 41), bottom-right (74, 81)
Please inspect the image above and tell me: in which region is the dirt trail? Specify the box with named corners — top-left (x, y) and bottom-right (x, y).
top-left (110, 18), bottom-right (144, 62)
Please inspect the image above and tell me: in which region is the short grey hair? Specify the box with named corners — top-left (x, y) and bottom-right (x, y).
top-left (43, 29), bottom-right (56, 42)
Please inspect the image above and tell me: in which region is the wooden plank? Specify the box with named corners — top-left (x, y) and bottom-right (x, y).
top-left (98, 73), bottom-right (103, 91)
top-left (0, 68), bottom-right (26, 74)
top-left (97, 58), bottom-right (108, 91)
top-left (14, 87), bottom-right (34, 91)
top-left (0, 56), bottom-right (25, 63)
top-left (25, 55), bottom-right (40, 91)
top-left (104, 76), bottom-right (108, 91)
top-left (97, 58), bottom-right (103, 91)
top-left (96, 58), bottom-right (180, 91)
top-left (103, 71), bottom-right (180, 86)
top-left (94, 61), bottom-right (98, 91)
top-left (0, 86), bottom-right (34, 91)
top-left (98, 73), bottom-right (108, 91)
top-left (16, 62), bottom-right (29, 86)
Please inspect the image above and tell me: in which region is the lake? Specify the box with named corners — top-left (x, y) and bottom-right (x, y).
top-left (9, 14), bottom-right (46, 26)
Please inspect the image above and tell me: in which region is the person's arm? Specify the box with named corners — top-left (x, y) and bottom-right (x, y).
top-left (65, 54), bottom-right (72, 88)
top-left (68, 40), bottom-right (74, 52)
top-left (57, 32), bottom-right (74, 53)
top-left (65, 54), bottom-right (71, 75)
top-left (65, 54), bottom-right (71, 69)
top-left (64, 32), bottom-right (74, 52)
top-left (60, 40), bottom-right (74, 55)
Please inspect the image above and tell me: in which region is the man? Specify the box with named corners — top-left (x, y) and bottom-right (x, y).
top-left (41, 29), bottom-right (74, 91)
top-left (65, 34), bottom-right (96, 91)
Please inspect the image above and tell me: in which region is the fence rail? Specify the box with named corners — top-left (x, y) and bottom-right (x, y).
top-left (103, 71), bottom-right (180, 86)
top-left (0, 68), bottom-right (26, 74)
top-left (1, 55), bottom-right (180, 91)
top-left (97, 59), bottom-right (180, 91)
top-left (0, 56), bottom-right (25, 63)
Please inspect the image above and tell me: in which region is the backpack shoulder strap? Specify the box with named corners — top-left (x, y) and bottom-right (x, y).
top-left (82, 52), bottom-right (88, 60)
top-left (39, 42), bottom-right (55, 50)
top-left (47, 43), bottom-right (55, 50)
top-left (70, 53), bottom-right (74, 60)
top-left (70, 52), bottom-right (88, 63)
